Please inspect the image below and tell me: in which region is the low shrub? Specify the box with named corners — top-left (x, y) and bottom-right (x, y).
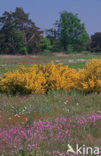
top-left (75, 59), bottom-right (101, 93)
top-left (1, 59), bottom-right (101, 94)
top-left (0, 62), bottom-right (76, 94)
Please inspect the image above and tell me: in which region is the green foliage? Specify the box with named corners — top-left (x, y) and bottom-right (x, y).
top-left (41, 50), bottom-right (54, 56)
top-left (0, 7), bottom-right (43, 54)
top-left (18, 47), bottom-right (28, 55)
top-left (89, 32), bottom-right (101, 52)
top-left (39, 38), bottom-right (52, 51)
top-left (13, 31), bottom-right (27, 55)
top-left (0, 8), bottom-right (90, 54)
top-left (0, 21), bottom-right (17, 54)
top-left (45, 28), bottom-right (63, 52)
top-left (46, 11), bottom-right (89, 53)
top-left (57, 11), bottom-right (89, 52)
top-left (66, 44), bottom-right (74, 53)
top-left (52, 40), bottom-right (63, 52)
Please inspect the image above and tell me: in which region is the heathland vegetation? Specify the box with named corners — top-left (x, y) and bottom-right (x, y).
top-left (1, 59), bottom-right (101, 95)
top-left (0, 7), bottom-right (101, 156)
top-left (0, 54), bottom-right (101, 155)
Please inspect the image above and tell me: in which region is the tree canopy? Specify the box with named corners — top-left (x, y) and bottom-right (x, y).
top-left (0, 9), bottom-right (90, 54)
top-left (88, 33), bottom-right (101, 52)
top-left (46, 11), bottom-right (89, 52)
top-left (0, 7), bottom-right (43, 54)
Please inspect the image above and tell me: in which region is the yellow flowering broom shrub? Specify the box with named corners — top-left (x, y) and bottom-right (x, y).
top-left (0, 62), bottom-right (76, 94)
top-left (75, 59), bottom-right (101, 93)
top-left (40, 62), bottom-right (76, 92)
top-left (0, 64), bottom-right (46, 94)
top-left (1, 59), bottom-right (101, 94)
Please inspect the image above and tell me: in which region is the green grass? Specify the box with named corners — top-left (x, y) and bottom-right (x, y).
top-left (0, 90), bottom-right (101, 125)
top-left (0, 52), bottom-right (101, 74)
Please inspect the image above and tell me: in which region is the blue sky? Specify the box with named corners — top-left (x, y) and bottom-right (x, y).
top-left (0, 0), bottom-right (101, 36)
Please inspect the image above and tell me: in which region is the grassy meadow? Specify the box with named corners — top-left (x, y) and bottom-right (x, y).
top-left (0, 52), bottom-right (101, 156)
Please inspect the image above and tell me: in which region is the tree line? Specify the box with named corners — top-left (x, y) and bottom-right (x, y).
top-left (0, 7), bottom-right (100, 55)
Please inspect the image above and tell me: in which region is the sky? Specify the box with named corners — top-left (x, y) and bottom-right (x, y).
top-left (0, 0), bottom-right (101, 36)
